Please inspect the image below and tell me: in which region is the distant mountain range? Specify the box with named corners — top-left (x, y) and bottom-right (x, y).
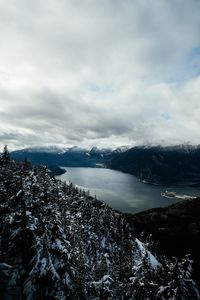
top-left (10, 144), bottom-right (200, 186)
top-left (10, 145), bottom-right (115, 167)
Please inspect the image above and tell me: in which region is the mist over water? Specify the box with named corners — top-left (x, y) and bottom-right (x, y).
top-left (57, 168), bottom-right (200, 214)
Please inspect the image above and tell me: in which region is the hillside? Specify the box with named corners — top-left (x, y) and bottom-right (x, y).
top-left (0, 148), bottom-right (200, 299)
top-left (127, 198), bottom-right (200, 286)
top-left (108, 145), bottom-right (200, 186)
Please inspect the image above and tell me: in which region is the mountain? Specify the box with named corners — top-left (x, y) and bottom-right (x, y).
top-left (1, 149), bottom-right (200, 299)
top-left (89, 146), bottom-right (113, 158)
top-left (10, 145), bottom-right (123, 168)
top-left (17, 145), bottom-right (68, 154)
top-left (10, 145), bottom-right (129, 165)
top-left (11, 146), bottom-right (98, 167)
top-left (112, 145), bottom-right (130, 154)
top-left (108, 145), bottom-right (200, 186)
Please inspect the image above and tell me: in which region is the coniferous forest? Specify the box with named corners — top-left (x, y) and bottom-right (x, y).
top-left (0, 147), bottom-right (200, 299)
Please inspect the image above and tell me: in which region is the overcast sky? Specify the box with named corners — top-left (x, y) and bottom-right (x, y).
top-left (0, 0), bottom-right (200, 150)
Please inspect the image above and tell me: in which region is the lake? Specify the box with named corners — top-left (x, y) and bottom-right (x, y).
top-left (57, 167), bottom-right (200, 214)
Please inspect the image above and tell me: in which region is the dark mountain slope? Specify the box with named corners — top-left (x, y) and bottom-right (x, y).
top-left (10, 146), bottom-right (123, 168)
top-left (11, 148), bottom-right (98, 167)
top-left (108, 145), bottom-right (200, 185)
top-left (126, 198), bottom-right (200, 285)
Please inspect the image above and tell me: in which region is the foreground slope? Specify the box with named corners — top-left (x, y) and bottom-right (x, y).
top-left (0, 151), bottom-right (199, 299)
top-left (128, 198), bottom-right (200, 286)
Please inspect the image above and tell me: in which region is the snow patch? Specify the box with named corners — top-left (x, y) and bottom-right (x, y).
top-left (135, 238), bottom-right (161, 269)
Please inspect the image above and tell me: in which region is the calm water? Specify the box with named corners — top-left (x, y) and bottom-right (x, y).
top-left (57, 167), bottom-right (200, 214)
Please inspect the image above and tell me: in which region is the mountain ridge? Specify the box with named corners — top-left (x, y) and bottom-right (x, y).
top-left (107, 145), bottom-right (200, 186)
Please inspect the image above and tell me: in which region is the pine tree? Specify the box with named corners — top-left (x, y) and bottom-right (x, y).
top-left (1, 145), bottom-right (10, 165)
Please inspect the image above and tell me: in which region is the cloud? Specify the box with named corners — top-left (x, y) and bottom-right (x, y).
top-left (0, 0), bottom-right (200, 149)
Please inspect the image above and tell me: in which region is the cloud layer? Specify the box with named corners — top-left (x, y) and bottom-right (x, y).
top-left (0, 0), bottom-right (200, 149)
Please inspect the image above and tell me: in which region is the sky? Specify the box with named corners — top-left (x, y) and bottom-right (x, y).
top-left (0, 0), bottom-right (200, 150)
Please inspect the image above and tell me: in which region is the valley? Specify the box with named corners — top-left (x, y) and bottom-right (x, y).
top-left (11, 144), bottom-right (200, 187)
top-left (57, 167), bottom-right (200, 214)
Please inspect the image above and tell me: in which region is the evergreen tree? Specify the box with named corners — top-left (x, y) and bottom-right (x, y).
top-left (1, 145), bottom-right (10, 165)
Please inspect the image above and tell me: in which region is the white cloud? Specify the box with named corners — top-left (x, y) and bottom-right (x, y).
top-left (0, 0), bottom-right (200, 149)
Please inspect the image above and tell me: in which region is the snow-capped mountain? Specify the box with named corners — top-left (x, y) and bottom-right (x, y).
top-left (17, 145), bottom-right (68, 154)
top-left (12, 145), bottom-right (89, 154)
top-left (10, 145), bottom-right (119, 167)
top-left (112, 145), bottom-right (130, 153)
top-left (11, 146), bottom-right (96, 167)
top-left (89, 146), bottom-right (113, 157)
